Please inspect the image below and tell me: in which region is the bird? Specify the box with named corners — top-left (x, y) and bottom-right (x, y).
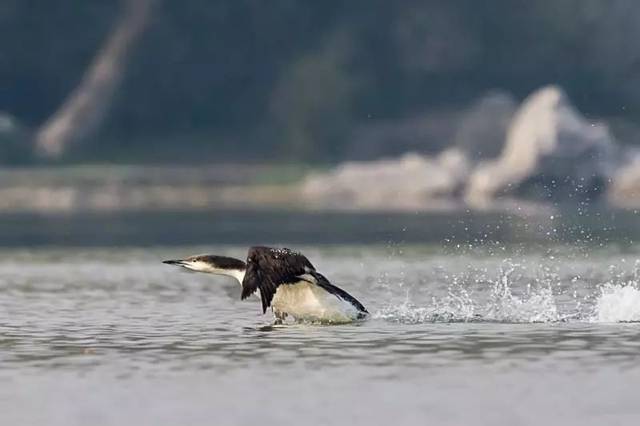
top-left (162, 246), bottom-right (368, 324)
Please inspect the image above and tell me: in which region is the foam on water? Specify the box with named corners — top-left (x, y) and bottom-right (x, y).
top-left (594, 283), bottom-right (640, 323)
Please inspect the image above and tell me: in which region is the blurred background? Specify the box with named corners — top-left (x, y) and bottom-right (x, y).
top-left (2, 0), bottom-right (640, 246)
top-left (7, 4), bottom-right (640, 424)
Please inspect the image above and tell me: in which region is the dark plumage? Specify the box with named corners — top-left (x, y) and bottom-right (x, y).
top-left (163, 246), bottom-right (368, 321)
top-left (242, 246), bottom-right (315, 313)
top-left (188, 254), bottom-right (246, 270)
top-left (309, 271), bottom-right (368, 315)
top-left (241, 246), bottom-right (368, 316)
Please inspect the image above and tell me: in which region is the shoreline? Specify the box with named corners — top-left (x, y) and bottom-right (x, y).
top-left (0, 164), bottom-right (636, 214)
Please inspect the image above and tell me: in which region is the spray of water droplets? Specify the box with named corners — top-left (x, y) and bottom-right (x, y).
top-left (374, 259), bottom-right (640, 324)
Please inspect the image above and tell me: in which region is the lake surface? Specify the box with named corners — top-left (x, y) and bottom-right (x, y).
top-left (2, 239), bottom-right (640, 425)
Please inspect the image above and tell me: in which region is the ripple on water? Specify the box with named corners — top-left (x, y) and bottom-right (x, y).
top-left (2, 247), bottom-right (640, 378)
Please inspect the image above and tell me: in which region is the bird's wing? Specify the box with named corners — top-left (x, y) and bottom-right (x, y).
top-left (241, 246), bottom-right (315, 313)
top-left (310, 271), bottom-right (368, 314)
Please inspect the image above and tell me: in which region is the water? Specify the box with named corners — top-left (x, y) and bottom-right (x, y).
top-left (3, 243), bottom-right (640, 425)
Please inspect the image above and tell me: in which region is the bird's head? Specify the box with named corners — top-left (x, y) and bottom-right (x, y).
top-left (162, 254), bottom-right (246, 275)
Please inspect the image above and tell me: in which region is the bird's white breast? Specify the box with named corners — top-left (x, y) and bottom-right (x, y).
top-left (270, 281), bottom-right (360, 324)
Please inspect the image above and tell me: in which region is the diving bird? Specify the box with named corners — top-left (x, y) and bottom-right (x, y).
top-left (162, 246), bottom-right (368, 324)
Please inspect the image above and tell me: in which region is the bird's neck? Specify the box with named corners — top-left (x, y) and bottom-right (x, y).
top-left (212, 268), bottom-right (246, 286)
top-left (228, 269), bottom-right (246, 286)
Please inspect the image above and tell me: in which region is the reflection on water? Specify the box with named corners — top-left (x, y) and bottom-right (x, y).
top-left (3, 245), bottom-right (640, 425)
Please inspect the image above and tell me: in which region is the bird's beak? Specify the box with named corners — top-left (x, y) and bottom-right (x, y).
top-left (162, 259), bottom-right (186, 266)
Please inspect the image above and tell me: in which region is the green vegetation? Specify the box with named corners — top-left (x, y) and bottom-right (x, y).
top-left (2, 0), bottom-right (640, 164)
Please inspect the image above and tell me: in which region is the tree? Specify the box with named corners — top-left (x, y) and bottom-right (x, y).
top-left (269, 30), bottom-right (356, 161)
top-left (34, 0), bottom-right (157, 159)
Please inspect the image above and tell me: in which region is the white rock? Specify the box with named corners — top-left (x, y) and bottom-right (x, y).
top-left (301, 149), bottom-right (469, 210)
top-left (465, 86), bottom-right (618, 205)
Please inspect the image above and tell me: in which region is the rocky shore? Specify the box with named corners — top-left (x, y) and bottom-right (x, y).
top-left (2, 86), bottom-right (640, 215)
top-left (0, 165), bottom-right (298, 213)
top-left (303, 86), bottom-right (639, 212)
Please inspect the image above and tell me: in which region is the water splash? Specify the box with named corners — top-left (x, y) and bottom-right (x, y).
top-left (594, 284), bottom-right (640, 323)
top-left (374, 260), bottom-right (640, 324)
top-left (375, 287), bottom-right (558, 324)
top-left (591, 260), bottom-right (640, 322)
top-left (483, 263), bottom-right (559, 322)
top-left (375, 272), bottom-right (478, 323)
